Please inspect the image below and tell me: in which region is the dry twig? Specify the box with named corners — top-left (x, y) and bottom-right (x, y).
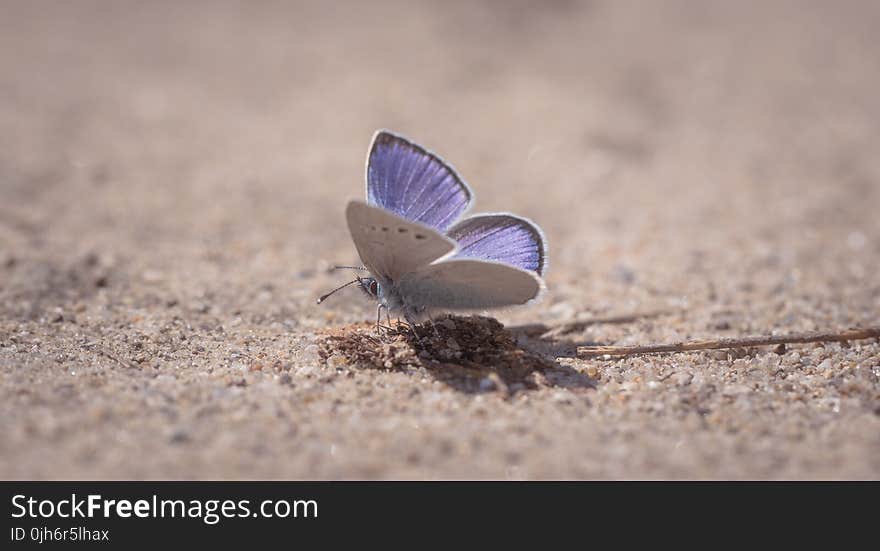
top-left (577, 326), bottom-right (880, 359)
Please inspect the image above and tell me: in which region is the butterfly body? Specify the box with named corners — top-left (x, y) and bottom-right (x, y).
top-left (331, 130), bottom-right (548, 327)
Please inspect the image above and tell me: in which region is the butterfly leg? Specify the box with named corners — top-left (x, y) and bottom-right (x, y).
top-left (427, 318), bottom-right (441, 339)
top-left (375, 304), bottom-right (387, 335)
top-left (395, 315), bottom-right (412, 331)
top-left (374, 304), bottom-right (396, 336)
top-left (404, 313), bottom-right (424, 343)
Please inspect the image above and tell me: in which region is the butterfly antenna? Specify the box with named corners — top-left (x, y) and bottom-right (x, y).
top-left (331, 265), bottom-right (368, 271)
top-left (316, 279), bottom-right (361, 304)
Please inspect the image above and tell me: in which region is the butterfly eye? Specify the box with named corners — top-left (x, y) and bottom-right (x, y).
top-left (369, 280), bottom-right (379, 296)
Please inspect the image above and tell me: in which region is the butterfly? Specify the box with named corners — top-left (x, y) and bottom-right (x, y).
top-left (319, 130), bottom-right (547, 333)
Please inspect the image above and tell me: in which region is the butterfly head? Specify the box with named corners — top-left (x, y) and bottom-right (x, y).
top-left (316, 266), bottom-right (385, 306)
top-left (357, 276), bottom-right (380, 300)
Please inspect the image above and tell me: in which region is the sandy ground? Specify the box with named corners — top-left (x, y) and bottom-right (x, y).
top-left (1, 0), bottom-right (879, 479)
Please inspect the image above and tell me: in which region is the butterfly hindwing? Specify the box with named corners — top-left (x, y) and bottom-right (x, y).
top-left (345, 200), bottom-right (457, 284)
top-left (366, 130), bottom-right (473, 232)
top-left (398, 258), bottom-right (543, 311)
top-left (446, 214), bottom-right (547, 275)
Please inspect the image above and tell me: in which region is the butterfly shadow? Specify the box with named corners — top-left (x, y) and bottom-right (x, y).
top-left (316, 315), bottom-right (598, 395)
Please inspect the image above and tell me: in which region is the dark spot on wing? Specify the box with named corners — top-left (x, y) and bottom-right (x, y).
top-left (397, 227), bottom-right (408, 233)
top-left (415, 233), bottom-right (426, 240)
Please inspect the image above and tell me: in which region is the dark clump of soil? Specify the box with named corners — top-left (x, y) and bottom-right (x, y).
top-left (316, 316), bottom-right (555, 392)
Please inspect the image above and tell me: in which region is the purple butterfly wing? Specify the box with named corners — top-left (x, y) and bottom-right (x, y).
top-left (366, 130), bottom-right (473, 232)
top-left (446, 214), bottom-right (547, 276)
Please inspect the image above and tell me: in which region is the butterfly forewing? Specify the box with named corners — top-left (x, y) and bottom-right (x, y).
top-left (366, 130), bottom-right (473, 232)
top-left (398, 258), bottom-right (543, 310)
top-left (446, 214), bottom-right (547, 275)
top-left (345, 200), bottom-right (457, 283)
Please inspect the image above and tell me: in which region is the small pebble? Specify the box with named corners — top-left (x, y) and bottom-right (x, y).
top-left (169, 430), bottom-right (190, 444)
top-left (300, 344), bottom-right (321, 363)
top-left (673, 371), bottom-right (693, 386)
top-left (438, 319), bottom-right (456, 330)
top-left (326, 354), bottom-right (347, 368)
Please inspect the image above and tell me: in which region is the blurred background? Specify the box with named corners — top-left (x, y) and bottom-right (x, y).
top-left (1, 1), bottom-right (878, 479)
top-left (3, 0), bottom-right (878, 323)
